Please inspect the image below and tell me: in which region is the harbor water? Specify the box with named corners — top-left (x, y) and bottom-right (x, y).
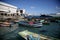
top-left (0, 22), bottom-right (60, 40)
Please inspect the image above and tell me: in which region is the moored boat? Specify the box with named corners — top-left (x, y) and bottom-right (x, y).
top-left (40, 20), bottom-right (50, 25)
top-left (13, 20), bottom-right (19, 23)
top-left (43, 21), bottom-right (50, 25)
top-left (18, 30), bottom-right (49, 40)
top-left (18, 21), bottom-right (43, 28)
top-left (1, 22), bottom-right (12, 27)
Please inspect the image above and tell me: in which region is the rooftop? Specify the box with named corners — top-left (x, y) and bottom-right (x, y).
top-left (0, 1), bottom-right (17, 8)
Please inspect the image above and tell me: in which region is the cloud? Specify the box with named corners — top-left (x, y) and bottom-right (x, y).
top-left (56, 6), bottom-right (60, 9)
top-left (30, 6), bottom-right (35, 9)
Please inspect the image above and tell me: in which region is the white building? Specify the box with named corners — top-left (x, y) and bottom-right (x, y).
top-left (0, 1), bottom-right (18, 14)
top-left (0, 1), bottom-right (21, 19)
top-left (50, 13), bottom-right (60, 17)
top-left (56, 13), bottom-right (60, 15)
top-left (20, 9), bottom-right (26, 14)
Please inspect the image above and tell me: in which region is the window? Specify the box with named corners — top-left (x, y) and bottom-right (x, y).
top-left (8, 14), bottom-right (10, 16)
top-left (1, 13), bottom-right (3, 15)
top-left (13, 14), bottom-right (14, 16)
top-left (5, 13), bottom-right (7, 16)
top-left (17, 13), bottom-right (18, 15)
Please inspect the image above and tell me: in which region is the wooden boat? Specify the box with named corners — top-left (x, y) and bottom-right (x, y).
top-left (18, 30), bottom-right (49, 40)
top-left (0, 22), bottom-right (3, 27)
top-left (1, 22), bottom-right (11, 27)
top-left (18, 21), bottom-right (43, 28)
top-left (13, 20), bottom-right (19, 23)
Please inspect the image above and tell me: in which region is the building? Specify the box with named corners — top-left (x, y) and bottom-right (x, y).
top-left (0, 1), bottom-right (18, 13)
top-left (0, 1), bottom-right (20, 20)
top-left (56, 13), bottom-right (60, 15)
top-left (50, 13), bottom-right (60, 17)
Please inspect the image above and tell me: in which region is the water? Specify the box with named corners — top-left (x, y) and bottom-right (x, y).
top-left (18, 22), bottom-right (60, 39)
top-left (0, 22), bottom-right (60, 40)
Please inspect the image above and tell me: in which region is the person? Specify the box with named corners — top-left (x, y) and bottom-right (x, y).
top-left (29, 21), bottom-right (34, 25)
top-left (26, 34), bottom-right (40, 40)
top-left (33, 34), bottom-right (40, 40)
top-left (26, 35), bottom-right (34, 40)
top-left (29, 35), bottom-right (34, 40)
top-left (26, 35), bottom-right (29, 40)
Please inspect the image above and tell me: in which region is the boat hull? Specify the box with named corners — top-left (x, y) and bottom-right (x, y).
top-left (18, 23), bottom-right (42, 28)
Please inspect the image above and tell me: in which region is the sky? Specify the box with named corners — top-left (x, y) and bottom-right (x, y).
top-left (0, 0), bottom-right (60, 15)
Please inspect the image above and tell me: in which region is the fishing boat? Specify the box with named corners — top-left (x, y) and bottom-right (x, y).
top-left (18, 30), bottom-right (49, 40)
top-left (18, 21), bottom-right (43, 28)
